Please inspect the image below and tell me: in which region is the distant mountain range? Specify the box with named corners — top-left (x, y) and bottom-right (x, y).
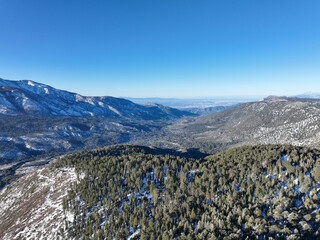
top-left (142, 96), bottom-right (320, 152)
top-left (127, 96), bottom-right (253, 110)
top-left (0, 78), bottom-right (194, 120)
top-left (182, 104), bottom-right (240, 115)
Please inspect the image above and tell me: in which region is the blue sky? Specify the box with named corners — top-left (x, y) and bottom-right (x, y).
top-left (0, 0), bottom-right (319, 98)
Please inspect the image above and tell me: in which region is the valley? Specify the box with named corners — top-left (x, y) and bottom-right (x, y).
top-left (1, 1), bottom-right (319, 239)
top-left (2, 79), bottom-right (320, 239)
top-left (142, 96), bottom-right (320, 153)
top-left (0, 78), bottom-right (196, 187)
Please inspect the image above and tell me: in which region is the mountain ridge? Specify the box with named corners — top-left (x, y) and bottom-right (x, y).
top-left (0, 78), bottom-right (195, 120)
top-left (139, 95), bottom-right (320, 153)
top-left (0, 78), bottom-right (196, 166)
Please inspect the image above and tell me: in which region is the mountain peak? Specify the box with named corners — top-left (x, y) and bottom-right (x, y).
top-left (262, 95), bottom-right (288, 101)
top-left (145, 102), bottom-right (160, 107)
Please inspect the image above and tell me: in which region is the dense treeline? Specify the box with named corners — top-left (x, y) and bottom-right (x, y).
top-left (53, 144), bottom-right (320, 239)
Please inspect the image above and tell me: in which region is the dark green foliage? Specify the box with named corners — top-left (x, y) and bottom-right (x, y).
top-left (53, 144), bottom-right (320, 239)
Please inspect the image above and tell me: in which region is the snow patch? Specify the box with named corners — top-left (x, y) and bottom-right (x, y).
top-left (27, 81), bottom-right (35, 86)
top-left (108, 105), bottom-right (122, 116)
top-left (0, 167), bottom-right (77, 239)
top-left (127, 229), bottom-right (140, 240)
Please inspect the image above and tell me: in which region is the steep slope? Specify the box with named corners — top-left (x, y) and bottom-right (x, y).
top-left (1, 144), bottom-right (320, 239)
top-left (0, 166), bottom-right (77, 240)
top-left (0, 78), bottom-right (195, 120)
top-left (148, 96), bottom-right (320, 152)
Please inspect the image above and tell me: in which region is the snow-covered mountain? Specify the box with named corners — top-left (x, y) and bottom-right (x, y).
top-left (0, 78), bottom-right (195, 120)
top-left (141, 96), bottom-right (320, 152)
top-left (0, 78), bottom-right (197, 165)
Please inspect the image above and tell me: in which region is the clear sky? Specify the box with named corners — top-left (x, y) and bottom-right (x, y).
top-left (0, 0), bottom-right (319, 98)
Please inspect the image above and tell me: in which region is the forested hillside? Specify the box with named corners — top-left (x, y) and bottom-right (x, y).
top-left (49, 144), bottom-right (320, 239)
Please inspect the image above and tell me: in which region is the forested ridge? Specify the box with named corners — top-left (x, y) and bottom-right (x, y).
top-left (53, 144), bottom-right (320, 239)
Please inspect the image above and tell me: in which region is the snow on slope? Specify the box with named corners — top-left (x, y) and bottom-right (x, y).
top-left (0, 78), bottom-right (195, 120)
top-left (160, 96), bottom-right (320, 151)
top-left (0, 167), bottom-right (77, 240)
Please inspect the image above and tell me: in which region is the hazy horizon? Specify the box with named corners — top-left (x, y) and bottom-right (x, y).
top-left (1, 76), bottom-right (317, 100)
